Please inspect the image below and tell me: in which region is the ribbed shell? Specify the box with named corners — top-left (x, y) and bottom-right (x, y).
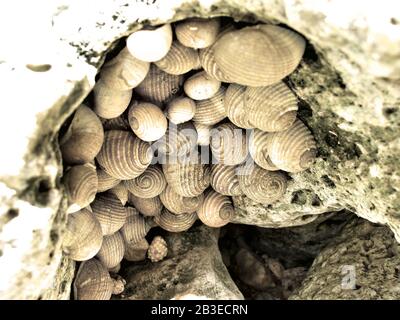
top-left (125, 165), bottom-right (167, 198)
top-left (91, 193), bottom-right (127, 235)
top-left (60, 104), bottom-right (104, 165)
top-left (63, 209), bottom-right (103, 261)
top-left (159, 185), bottom-right (204, 215)
top-left (96, 130), bottom-right (152, 180)
top-left (96, 169), bottom-right (120, 192)
top-left (197, 189), bottom-right (234, 228)
top-left (148, 236), bottom-right (168, 262)
top-left (155, 41), bottom-right (198, 75)
top-left (96, 232), bottom-right (125, 269)
top-left (224, 84), bottom-right (253, 129)
top-left (165, 97), bottom-right (196, 124)
top-left (193, 122), bottom-right (211, 146)
top-left (121, 214), bottom-right (151, 245)
top-left (184, 71), bottom-right (221, 101)
top-left (154, 208), bottom-right (197, 232)
top-left (192, 86), bottom-right (226, 125)
top-left (128, 101), bottom-right (167, 141)
top-left (248, 129), bottom-right (279, 171)
top-left (210, 164), bottom-right (243, 196)
top-left (128, 193), bottom-right (163, 217)
top-left (124, 238), bottom-right (149, 262)
top-left (109, 182), bottom-right (129, 205)
top-left (267, 119), bottom-right (317, 172)
top-left (175, 17), bottom-right (220, 49)
top-left (101, 114), bottom-right (130, 131)
top-left (213, 24), bottom-right (306, 87)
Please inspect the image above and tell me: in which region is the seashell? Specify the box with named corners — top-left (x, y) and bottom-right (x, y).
top-left (154, 208), bottom-right (197, 232)
top-left (248, 129), bottom-right (279, 171)
top-left (193, 122), bottom-right (211, 146)
top-left (192, 86), bottom-right (226, 125)
top-left (184, 71), bottom-right (221, 100)
top-left (63, 164), bottom-right (98, 214)
top-left (155, 41), bottom-right (198, 75)
top-left (96, 232), bottom-right (125, 269)
top-left (175, 18), bottom-right (220, 49)
top-left (63, 208), bottom-right (103, 261)
top-left (91, 193), bottom-right (127, 235)
top-left (127, 24), bottom-right (173, 62)
top-left (124, 238), bottom-right (149, 262)
top-left (159, 185), bottom-right (204, 215)
top-left (127, 193), bottom-right (163, 217)
top-left (125, 165), bottom-right (167, 198)
top-left (267, 119), bottom-right (317, 172)
top-left (126, 206), bottom-right (139, 217)
top-left (93, 80), bottom-right (132, 119)
top-left (108, 263), bottom-right (121, 274)
top-left (111, 276), bottom-right (126, 295)
top-left (237, 162), bottom-right (287, 204)
top-left (96, 168), bottom-right (120, 192)
top-left (210, 164), bottom-right (243, 196)
top-left (148, 236), bottom-right (168, 262)
top-left (212, 24), bottom-right (306, 87)
top-left (60, 104), bottom-right (104, 165)
top-left (197, 189), bottom-right (234, 228)
top-left (96, 130), bottom-right (152, 180)
top-left (109, 182), bottom-right (129, 205)
top-left (193, 50), bottom-right (202, 70)
top-left (245, 81), bottom-right (297, 132)
top-left (165, 97), bottom-right (196, 124)
top-left (73, 258), bottom-right (113, 300)
top-left (121, 213), bottom-right (151, 245)
top-left (134, 64), bottom-right (183, 106)
top-left (128, 101), bottom-right (167, 141)
top-left (210, 122), bottom-right (249, 165)
top-left (101, 114), bottom-right (130, 131)
top-left (224, 84), bottom-right (253, 129)
top-left (100, 47), bottom-right (150, 91)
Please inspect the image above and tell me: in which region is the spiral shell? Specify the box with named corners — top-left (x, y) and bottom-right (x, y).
top-left (128, 101), bottom-right (167, 141)
top-left (97, 169), bottom-right (120, 192)
top-left (210, 164), bottom-right (243, 196)
top-left (224, 84), bottom-right (253, 129)
top-left (96, 232), bottom-right (125, 269)
top-left (184, 71), bottom-right (221, 100)
top-left (212, 24), bottom-right (305, 87)
top-left (267, 119), bottom-right (317, 172)
top-left (125, 165), bottom-right (167, 198)
top-left (154, 208), bottom-right (197, 232)
top-left (175, 17), bottom-right (220, 49)
top-left (165, 97), bottom-right (196, 124)
top-left (91, 193), bottom-right (127, 235)
top-left (197, 189), bottom-right (234, 228)
top-left (124, 238), bottom-right (149, 262)
top-left (109, 182), bottom-right (129, 205)
top-left (128, 193), bottom-right (163, 217)
top-left (148, 236), bottom-right (168, 262)
top-left (60, 104), bottom-right (104, 165)
top-left (96, 130), bottom-right (152, 180)
top-left (248, 129), bottom-right (279, 171)
top-left (192, 86), bottom-right (226, 125)
top-left (155, 41), bottom-right (198, 75)
top-left (63, 208), bottom-right (103, 261)
top-left (127, 24), bottom-right (173, 62)
top-left (193, 122), bottom-right (211, 146)
top-left (121, 213), bottom-right (151, 245)
top-left (101, 114), bottom-right (130, 131)
top-left (160, 185), bottom-right (204, 215)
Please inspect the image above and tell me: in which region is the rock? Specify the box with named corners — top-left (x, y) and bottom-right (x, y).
top-left (124, 239), bottom-right (149, 262)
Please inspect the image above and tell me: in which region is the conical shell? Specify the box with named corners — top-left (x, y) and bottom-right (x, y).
top-left (267, 119), bottom-right (317, 172)
top-left (127, 24), bottom-right (173, 62)
top-left (101, 114), bottom-right (130, 131)
top-left (210, 164), bottom-right (243, 196)
top-left (155, 41), bottom-right (198, 75)
top-left (128, 101), bottom-right (167, 141)
top-left (60, 104), bottom-right (104, 165)
top-left (124, 238), bottom-right (149, 262)
top-left (248, 129), bottom-right (279, 171)
top-left (97, 169), bottom-right (120, 192)
top-left (192, 86), bottom-right (226, 125)
top-left (96, 232), bottom-right (125, 269)
top-left (193, 122), bottom-right (211, 146)
top-left (91, 193), bottom-right (127, 235)
top-left (210, 122), bottom-right (249, 165)
top-left (159, 185), bottom-right (204, 215)
top-left (63, 208), bottom-right (103, 261)
top-left (148, 236), bottom-right (168, 262)
top-left (154, 208), bottom-right (197, 232)
top-left (121, 213), bottom-right (151, 245)
top-left (100, 47), bottom-right (150, 91)
top-left (237, 162), bottom-right (287, 204)
top-left (197, 189), bottom-right (234, 228)
top-left (128, 193), bottom-right (163, 217)
top-left (125, 165), bottom-right (167, 198)
top-left (96, 130), bottom-right (153, 180)
top-left (165, 97), bottom-right (196, 124)
top-left (73, 259), bottom-right (113, 300)
top-left (63, 164), bottom-right (98, 214)
top-left (175, 17), bottom-right (220, 49)
top-left (109, 182), bottom-right (129, 205)
top-left (224, 84), bottom-right (253, 129)
top-left (184, 71), bottom-right (221, 100)
top-left (213, 24), bottom-right (306, 87)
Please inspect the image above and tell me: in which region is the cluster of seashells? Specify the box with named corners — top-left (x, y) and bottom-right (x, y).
top-left (59, 17), bottom-right (317, 300)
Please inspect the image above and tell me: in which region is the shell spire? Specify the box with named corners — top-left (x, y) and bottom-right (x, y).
top-left (160, 185), bottom-right (204, 215)
top-left (197, 189), bottom-right (234, 228)
top-left (154, 208), bottom-right (197, 232)
top-left (125, 165), bottom-right (167, 198)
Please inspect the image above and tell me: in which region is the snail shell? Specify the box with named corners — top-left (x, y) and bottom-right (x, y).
top-left (108, 263), bottom-right (121, 274)
top-left (124, 238), bottom-right (149, 262)
top-left (184, 71), bottom-right (221, 100)
top-left (224, 84), bottom-right (253, 129)
top-left (63, 208), bottom-right (103, 261)
top-left (63, 164), bottom-right (98, 214)
top-left (193, 122), bottom-right (211, 146)
top-left (210, 164), bottom-right (243, 196)
top-left (127, 24), bottom-right (173, 62)
top-left (197, 189), bottom-right (234, 228)
top-left (96, 232), bottom-right (125, 269)
top-left (154, 208), bottom-right (197, 232)
top-left (60, 104), bottom-right (104, 165)
top-left (125, 165), bottom-right (167, 198)
top-left (91, 193), bottom-right (127, 235)
top-left (159, 185), bottom-right (204, 215)
top-left (267, 119), bottom-right (317, 172)
top-left (128, 101), bottom-right (167, 141)
top-left (165, 97), bottom-right (196, 125)
top-left (121, 213), bottom-right (151, 245)
top-left (128, 193), bottom-right (163, 217)
top-left (212, 24), bottom-right (306, 87)
top-left (175, 17), bottom-right (220, 49)
top-left (109, 182), bottom-right (129, 206)
top-left (248, 129), bottom-right (279, 171)
top-left (192, 86), bottom-right (226, 125)
top-left (101, 114), bottom-right (130, 131)
top-left (245, 81), bottom-right (297, 132)
top-left (96, 168), bottom-right (120, 192)
top-left (155, 40), bottom-right (198, 75)
top-left (237, 162), bottom-right (287, 204)
top-left (148, 236), bottom-right (168, 262)
top-left (96, 130), bottom-right (152, 180)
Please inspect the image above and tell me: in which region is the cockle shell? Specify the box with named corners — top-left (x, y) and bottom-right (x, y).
top-left (197, 189), bottom-right (234, 228)
top-left (245, 81), bottom-right (297, 132)
top-left (109, 182), bottom-right (129, 205)
top-left (91, 193), bottom-right (127, 235)
top-left (175, 18), bottom-right (220, 49)
top-left (127, 24), bottom-right (173, 62)
top-left (193, 122), bottom-right (211, 146)
top-left (96, 130), bottom-right (152, 180)
top-left (192, 86), bottom-right (226, 125)
top-left (101, 114), bottom-right (130, 131)
top-left (108, 263), bottom-right (121, 274)
top-left (267, 119), bottom-right (317, 172)
top-left (96, 232), bottom-right (125, 269)
top-left (159, 185), bottom-right (204, 215)
top-left (155, 41), bottom-right (198, 75)
top-left (128, 101), bottom-right (167, 141)
top-left (96, 168), bottom-right (120, 192)
top-left (60, 104), bottom-right (104, 165)
top-left (165, 96), bottom-right (196, 124)
top-left (212, 24), bottom-right (306, 87)
top-left (154, 208), bottom-right (197, 232)
top-left (63, 208), bottom-right (103, 261)
top-left (124, 238), bottom-right (149, 262)
top-left (148, 236), bottom-right (168, 262)
top-left (125, 165), bottom-right (167, 198)
top-left (128, 193), bottom-right (163, 217)
top-left (121, 213), bottom-right (152, 246)
top-left (248, 129), bottom-right (279, 171)
top-left (184, 71), bottom-right (221, 100)
top-left (224, 84), bottom-right (253, 129)
top-left (210, 164), bottom-right (243, 196)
